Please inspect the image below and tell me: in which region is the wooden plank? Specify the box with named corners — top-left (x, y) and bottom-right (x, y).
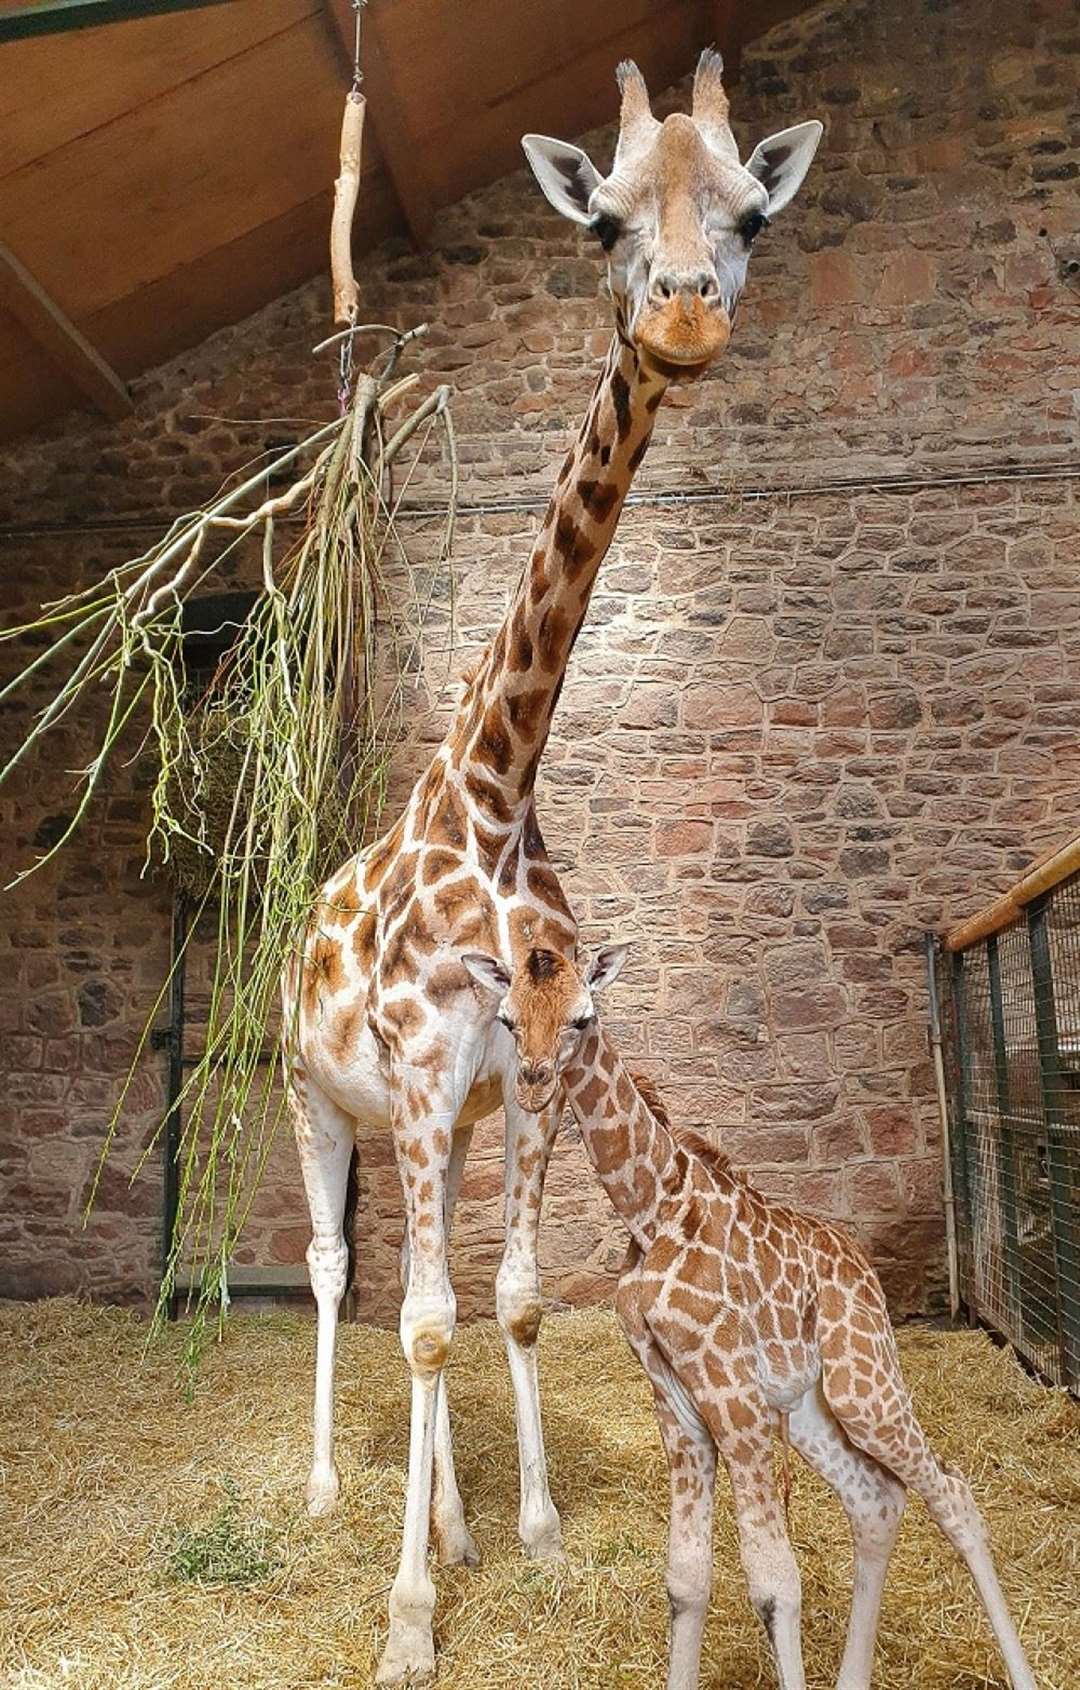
top-left (712, 0), bottom-right (743, 85)
top-left (0, 240), bottom-right (131, 416)
top-left (944, 828), bottom-right (1080, 951)
top-left (172, 1264), bottom-right (311, 1291)
top-left (414, 1), bottom-right (711, 207)
top-left (84, 173), bottom-right (401, 380)
top-left (377, 0), bottom-right (672, 137)
top-left (0, 0), bottom-right (317, 179)
top-left (0, 15), bottom-right (356, 322)
top-left (0, 0), bottom-right (234, 45)
top-left (325, 0), bottom-right (435, 246)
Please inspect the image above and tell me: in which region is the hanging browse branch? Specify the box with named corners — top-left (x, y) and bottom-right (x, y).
top-left (0, 45), bottom-right (456, 1359)
top-left (331, 90), bottom-right (366, 327)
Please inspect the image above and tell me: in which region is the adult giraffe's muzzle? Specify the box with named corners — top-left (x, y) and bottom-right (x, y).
top-left (635, 291), bottom-right (732, 372)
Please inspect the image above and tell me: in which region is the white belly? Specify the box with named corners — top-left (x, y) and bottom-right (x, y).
top-left (298, 1018), bottom-right (507, 1137)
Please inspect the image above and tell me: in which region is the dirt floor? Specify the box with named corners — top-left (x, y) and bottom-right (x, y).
top-left (1, 1298), bottom-right (1077, 1690)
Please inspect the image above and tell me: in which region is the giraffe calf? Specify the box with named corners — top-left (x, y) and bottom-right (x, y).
top-left (464, 946), bottom-right (1038, 1690)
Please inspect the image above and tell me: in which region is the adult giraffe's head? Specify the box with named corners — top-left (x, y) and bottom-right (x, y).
top-left (523, 50), bottom-right (822, 377)
top-left (463, 944), bottom-right (629, 1113)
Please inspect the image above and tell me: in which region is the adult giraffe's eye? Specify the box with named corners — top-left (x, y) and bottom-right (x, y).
top-left (740, 210), bottom-right (769, 245)
top-left (590, 213), bottom-right (622, 252)
top-left (570, 1014), bottom-right (593, 1032)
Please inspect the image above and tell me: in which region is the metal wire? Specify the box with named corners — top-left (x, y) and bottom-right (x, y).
top-left (943, 874), bottom-right (1080, 1393)
top-left (351, 0), bottom-right (364, 91)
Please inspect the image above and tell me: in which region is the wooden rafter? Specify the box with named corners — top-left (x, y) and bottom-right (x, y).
top-left (324, 0), bottom-right (435, 248)
top-left (0, 242), bottom-right (132, 420)
top-left (712, 0), bottom-right (744, 85)
top-left (0, 0), bottom-right (231, 43)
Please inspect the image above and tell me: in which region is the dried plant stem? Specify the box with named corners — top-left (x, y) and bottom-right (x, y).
top-left (1, 342), bottom-right (457, 1351)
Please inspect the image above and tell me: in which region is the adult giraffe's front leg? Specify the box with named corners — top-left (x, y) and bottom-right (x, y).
top-left (497, 1090), bottom-right (563, 1560)
top-left (377, 1078), bottom-right (458, 1687)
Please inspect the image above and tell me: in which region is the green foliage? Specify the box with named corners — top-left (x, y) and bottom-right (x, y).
top-left (0, 337), bottom-right (456, 1351)
top-left (165, 1483), bottom-right (278, 1587)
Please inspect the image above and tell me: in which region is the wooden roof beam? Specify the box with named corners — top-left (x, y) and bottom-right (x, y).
top-left (325, 0), bottom-right (435, 248)
top-left (0, 242), bottom-right (132, 420)
top-left (712, 0), bottom-right (743, 86)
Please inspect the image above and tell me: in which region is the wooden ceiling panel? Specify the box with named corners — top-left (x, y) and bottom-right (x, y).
top-left (416, 0), bottom-right (713, 207)
top-left (0, 0), bottom-right (822, 445)
top-left (0, 0), bottom-right (318, 179)
top-left (1, 13), bottom-right (347, 321)
top-left (85, 175), bottom-right (400, 381)
top-left (378, 0), bottom-right (676, 133)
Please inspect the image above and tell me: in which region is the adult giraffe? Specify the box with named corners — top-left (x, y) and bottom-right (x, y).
top-left (285, 52), bottom-right (822, 1684)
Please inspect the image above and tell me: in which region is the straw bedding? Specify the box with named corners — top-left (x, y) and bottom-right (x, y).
top-left (1, 1298), bottom-right (1076, 1690)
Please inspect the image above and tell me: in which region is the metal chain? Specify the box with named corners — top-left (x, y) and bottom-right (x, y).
top-left (351, 0), bottom-right (364, 92)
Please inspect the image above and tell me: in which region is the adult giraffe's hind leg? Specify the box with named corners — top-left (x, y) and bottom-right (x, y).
top-left (787, 1379), bottom-right (905, 1690)
top-left (497, 1092), bottom-right (563, 1559)
top-left (290, 1066), bottom-right (354, 1518)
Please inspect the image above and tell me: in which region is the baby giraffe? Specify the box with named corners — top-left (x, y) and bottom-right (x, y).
top-left (463, 945), bottom-right (1037, 1690)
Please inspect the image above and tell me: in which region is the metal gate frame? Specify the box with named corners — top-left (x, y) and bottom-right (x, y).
top-left (936, 834), bottom-right (1080, 1394)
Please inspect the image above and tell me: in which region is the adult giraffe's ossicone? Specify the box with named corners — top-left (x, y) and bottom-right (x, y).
top-left (283, 52), bottom-right (822, 1685)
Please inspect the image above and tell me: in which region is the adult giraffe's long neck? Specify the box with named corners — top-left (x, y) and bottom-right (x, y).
top-left (455, 334), bottom-right (667, 815)
top-left (561, 1024), bottom-right (690, 1253)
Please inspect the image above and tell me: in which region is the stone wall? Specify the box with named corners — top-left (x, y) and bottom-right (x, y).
top-left (2, 0), bottom-right (1078, 1319)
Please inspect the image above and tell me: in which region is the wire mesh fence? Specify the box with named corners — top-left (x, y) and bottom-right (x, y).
top-left (941, 873), bottom-right (1080, 1393)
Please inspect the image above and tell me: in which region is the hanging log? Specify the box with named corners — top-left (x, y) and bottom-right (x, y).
top-left (331, 90), bottom-right (366, 325)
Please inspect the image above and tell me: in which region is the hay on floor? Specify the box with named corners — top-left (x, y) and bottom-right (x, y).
top-left (1, 1299), bottom-right (1076, 1689)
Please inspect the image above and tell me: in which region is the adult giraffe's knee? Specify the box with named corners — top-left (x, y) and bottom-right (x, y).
top-left (496, 1263), bottom-right (543, 1349)
top-left (307, 1235), bottom-right (349, 1307)
top-left (401, 1285), bottom-right (457, 1379)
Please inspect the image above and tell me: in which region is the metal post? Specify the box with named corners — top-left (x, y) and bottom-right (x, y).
top-left (986, 934), bottom-right (1023, 1330)
top-left (1027, 895), bottom-right (1080, 1390)
top-left (925, 934), bottom-right (960, 1320)
top-left (949, 949), bottom-right (978, 1322)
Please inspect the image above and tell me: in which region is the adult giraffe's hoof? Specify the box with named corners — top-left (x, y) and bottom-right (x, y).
top-left (304, 1463), bottom-right (340, 1518)
top-left (375, 1623), bottom-right (436, 1685)
top-left (434, 1518), bottom-right (481, 1568)
top-left (521, 1506), bottom-right (566, 1563)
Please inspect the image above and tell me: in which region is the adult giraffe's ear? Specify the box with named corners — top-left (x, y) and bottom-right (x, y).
top-left (586, 943), bottom-right (630, 993)
top-left (461, 952), bottom-right (512, 996)
top-left (745, 120), bottom-right (823, 215)
top-left (521, 134), bottom-right (603, 225)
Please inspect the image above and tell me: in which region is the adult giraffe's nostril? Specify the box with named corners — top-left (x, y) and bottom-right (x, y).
top-left (649, 269), bottom-right (720, 309)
